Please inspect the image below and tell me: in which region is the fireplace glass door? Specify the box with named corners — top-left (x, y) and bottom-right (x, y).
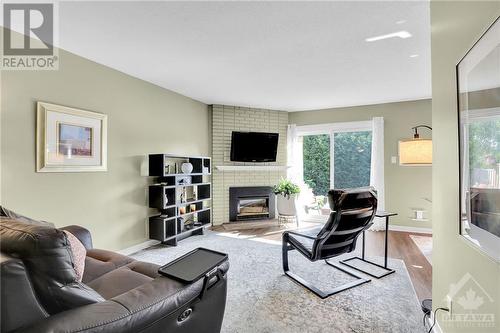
top-left (237, 197), bottom-right (269, 220)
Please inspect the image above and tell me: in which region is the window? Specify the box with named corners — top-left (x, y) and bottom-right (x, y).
top-left (303, 134), bottom-right (330, 197)
top-left (333, 131), bottom-right (372, 189)
top-left (296, 121), bottom-right (373, 214)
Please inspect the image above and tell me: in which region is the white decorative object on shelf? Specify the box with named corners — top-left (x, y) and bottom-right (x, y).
top-left (181, 162), bottom-right (193, 174)
top-left (177, 176), bottom-right (191, 185)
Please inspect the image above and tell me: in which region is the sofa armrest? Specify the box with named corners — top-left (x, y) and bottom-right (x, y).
top-left (18, 261), bottom-right (229, 333)
top-left (1, 254), bottom-right (48, 332)
top-left (60, 225), bottom-right (93, 249)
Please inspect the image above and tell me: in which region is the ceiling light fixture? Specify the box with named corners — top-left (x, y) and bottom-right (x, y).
top-left (365, 31), bottom-right (412, 42)
top-left (409, 54), bottom-right (419, 58)
top-left (396, 20), bottom-right (407, 24)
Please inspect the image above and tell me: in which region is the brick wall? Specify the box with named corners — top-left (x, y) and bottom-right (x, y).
top-left (211, 105), bottom-right (288, 225)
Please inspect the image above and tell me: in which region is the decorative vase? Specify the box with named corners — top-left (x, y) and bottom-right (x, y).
top-left (181, 162), bottom-right (193, 174)
top-left (277, 194), bottom-right (297, 216)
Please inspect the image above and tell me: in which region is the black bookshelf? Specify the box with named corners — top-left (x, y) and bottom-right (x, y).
top-left (148, 154), bottom-right (211, 246)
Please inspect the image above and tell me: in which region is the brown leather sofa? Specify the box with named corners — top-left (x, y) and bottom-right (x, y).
top-left (0, 211), bottom-right (229, 333)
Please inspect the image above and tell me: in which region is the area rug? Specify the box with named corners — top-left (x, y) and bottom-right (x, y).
top-left (409, 234), bottom-right (433, 264)
top-left (131, 231), bottom-right (424, 333)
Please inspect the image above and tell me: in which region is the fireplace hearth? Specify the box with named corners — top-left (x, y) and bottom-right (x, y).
top-left (229, 187), bottom-right (275, 221)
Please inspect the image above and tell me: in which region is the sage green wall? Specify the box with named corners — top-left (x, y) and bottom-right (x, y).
top-left (431, 1), bottom-right (500, 332)
top-left (289, 99), bottom-right (432, 230)
top-left (1, 48), bottom-right (209, 251)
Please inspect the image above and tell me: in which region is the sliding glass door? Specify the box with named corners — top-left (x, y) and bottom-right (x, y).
top-left (298, 122), bottom-right (373, 216)
top-left (333, 131), bottom-right (372, 188)
top-left (303, 134), bottom-right (330, 197)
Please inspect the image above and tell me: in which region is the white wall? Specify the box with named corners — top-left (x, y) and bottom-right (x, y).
top-left (430, 1), bottom-right (500, 331)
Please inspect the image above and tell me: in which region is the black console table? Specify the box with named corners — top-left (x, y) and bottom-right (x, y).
top-left (340, 211), bottom-right (397, 278)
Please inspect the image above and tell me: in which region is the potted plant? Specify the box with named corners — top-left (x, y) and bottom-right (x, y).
top-left (273, 178), bottom-right (301, 224)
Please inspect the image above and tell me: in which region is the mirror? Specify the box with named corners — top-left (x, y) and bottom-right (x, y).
top-left (457, 17), bottom-right (500, 262)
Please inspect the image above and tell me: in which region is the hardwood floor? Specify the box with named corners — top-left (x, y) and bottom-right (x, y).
top-left (363, 229), bottom-right (432, 301)
top-left (212, 221), bottom-right (432, 301)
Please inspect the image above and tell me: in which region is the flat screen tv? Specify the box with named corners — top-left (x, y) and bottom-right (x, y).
top-left (230, 131), bottom-right (279, 162)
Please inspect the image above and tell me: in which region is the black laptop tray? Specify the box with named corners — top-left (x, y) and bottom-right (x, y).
top-left (158, 247), bottom-right (228, 284)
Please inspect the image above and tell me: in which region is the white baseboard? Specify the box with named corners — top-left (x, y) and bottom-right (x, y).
top-left (389, 225), bottom-right (432, 234)
top-left (118, 239), bottom-right (160, 256)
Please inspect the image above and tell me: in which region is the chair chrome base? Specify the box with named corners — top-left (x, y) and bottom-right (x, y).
top-left (339, 256), bottom-right (395, 279)
top-left (282, 245), bottom-right (370, 299)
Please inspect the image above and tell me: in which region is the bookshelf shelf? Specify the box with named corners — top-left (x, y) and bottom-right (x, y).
top-left (148, 154), bottom-right (212, 246)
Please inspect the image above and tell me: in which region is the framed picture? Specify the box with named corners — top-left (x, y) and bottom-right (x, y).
top-left (457, 17), bottom-right (500, 261)
top-left (36, 102), bottom-right (107, 172)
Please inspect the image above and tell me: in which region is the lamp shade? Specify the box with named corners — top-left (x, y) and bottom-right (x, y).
top-left (399, 139), bottom-right (432, 165)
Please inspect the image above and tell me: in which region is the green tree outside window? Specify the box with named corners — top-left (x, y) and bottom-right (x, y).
top-left (303, 132), bottom-right (372, 196)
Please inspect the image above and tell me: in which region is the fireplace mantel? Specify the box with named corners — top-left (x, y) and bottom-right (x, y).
top-left (215, 165), bottom-right (289, 171)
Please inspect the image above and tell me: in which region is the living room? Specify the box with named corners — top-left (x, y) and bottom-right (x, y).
top-left (1, 1), bottom-right (499, 333)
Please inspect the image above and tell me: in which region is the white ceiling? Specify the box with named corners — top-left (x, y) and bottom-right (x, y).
top-left (56, 1), bottom-right (431, 111)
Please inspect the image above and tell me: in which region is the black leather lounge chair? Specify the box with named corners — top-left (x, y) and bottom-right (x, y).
top-left (282, 187), bottom-right (377, 298)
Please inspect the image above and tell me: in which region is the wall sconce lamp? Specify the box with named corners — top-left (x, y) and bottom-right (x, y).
top-left (399, 125), bottom-right (432, 165)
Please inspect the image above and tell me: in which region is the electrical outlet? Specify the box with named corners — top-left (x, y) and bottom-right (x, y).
top-left (446, 295), bottom-right (453, 316)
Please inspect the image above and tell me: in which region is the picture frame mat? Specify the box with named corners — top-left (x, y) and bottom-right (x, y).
top-left (36, 102), bottom-right (107, 172)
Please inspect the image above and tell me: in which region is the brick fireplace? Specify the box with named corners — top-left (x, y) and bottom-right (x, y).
top-left (211, 105), bottom-right (288, 225)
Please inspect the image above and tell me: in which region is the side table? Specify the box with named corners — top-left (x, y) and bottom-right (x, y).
top-left (339, 211), bottom-right (397, 278)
